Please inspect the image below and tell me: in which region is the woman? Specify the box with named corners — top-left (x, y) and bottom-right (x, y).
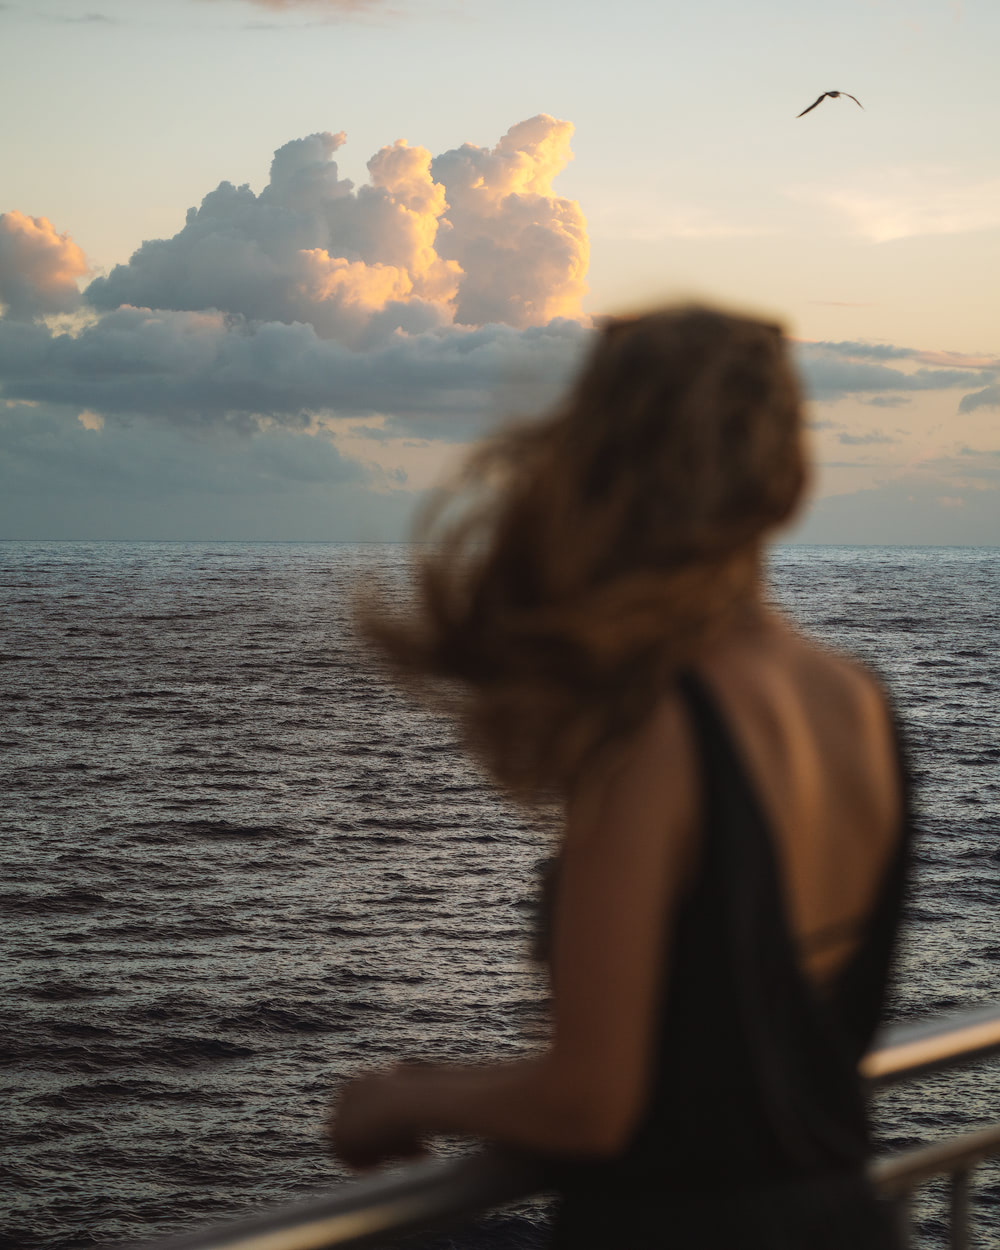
top-left (328, 306), bottom-right (911, 1247)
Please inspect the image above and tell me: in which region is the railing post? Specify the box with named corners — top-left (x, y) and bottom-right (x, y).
top-left (892, 1192), bottom-right (913, 1249)
top-left (948, 1168), bottom-right (971, 1250)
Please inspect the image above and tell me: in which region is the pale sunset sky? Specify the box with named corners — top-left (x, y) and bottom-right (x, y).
top-left (1, 0), bottom-right (997, 543)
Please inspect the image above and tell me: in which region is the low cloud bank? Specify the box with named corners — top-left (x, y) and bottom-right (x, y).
top-left (0, 308), bottom-right (587, 439)
top-left (796, 339), bottom-right (998, 405)
top-left (789, 450), bottom-right (1000, 546)
top-left (0, 400), bottom-right (416, 541)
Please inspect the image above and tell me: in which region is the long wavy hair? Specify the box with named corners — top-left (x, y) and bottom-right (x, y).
top-left (359, 305), bottom-right (808, 799)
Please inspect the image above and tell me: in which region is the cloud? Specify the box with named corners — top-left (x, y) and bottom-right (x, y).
top-left (194, 0), bottom-right (394, 21)
top-left (912, 349), bottom-right (1000, 369)
top-left (86, 116), bottom-right (587, 341)
top-left (8, 113), bottom-right (993, 543)
top-left (0, 116), bottom-right (592, 509)
top-left (791, 171), bottom-right (1000, 242)
top-left (958, 385), bottom-right (1000, 414)
top-left (0, 401), bottom-right (364, 496)
top-left (795, 339), bottom-right (998, 406)
top-left (0, 211), bottom-right (88, 320)
top-left (0, 400), bottom-right (414, 541)
top-left (791, 474), bottom-right (999, 545)
top-left (201, 0), bottom-right (388, 10)
top-left (837, 430), bottom-right (898, 445)
top-left (801, 340), bottom-right (912, 363)
top-left (790, 446), bottom-right (1000, 544)
top-left (0, 306), bottom-right (588, 439)
top-left (799, 341), bottom-right (999, 370)
top-left (863, 396), bottom-right (911, 408)
top-left (430, 115), bottom-right (588, 326)
top-left (86, 130), bottom-right (453, 348)
top-left (50, 11), bottom-right (119, 22)
top-left (0, 118), bottom-right (592, 537)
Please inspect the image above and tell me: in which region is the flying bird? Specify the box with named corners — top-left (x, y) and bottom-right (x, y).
top-left (796, 91), bottom-right (864, 118)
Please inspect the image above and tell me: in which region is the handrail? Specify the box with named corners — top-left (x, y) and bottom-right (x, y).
top-left (861, 1002), bottom-right (1000, 1085)
top-left (870, 1122), bottom-right (1000, 1198)
top-left (121, 1152), bottom-right (543, 1250)
top-left (120, 1003), bottom-right (1000, 1250)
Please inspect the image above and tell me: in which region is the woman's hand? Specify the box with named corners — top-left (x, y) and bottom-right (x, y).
top-left (327, 1067), bottom-right (428, 1171)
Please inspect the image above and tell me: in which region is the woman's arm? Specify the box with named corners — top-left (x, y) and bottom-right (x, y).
top-left (329, 691), bottom-right (698, 1168)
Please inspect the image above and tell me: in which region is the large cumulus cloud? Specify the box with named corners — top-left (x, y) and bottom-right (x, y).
top-left (0, 115), bottom-right (592, 493)
top-left (0, 212), bottom-right (88, 320)
top-left (429, 115), bottom-right (588, 327)
top-left (86, 117), bottom-right (587, 343)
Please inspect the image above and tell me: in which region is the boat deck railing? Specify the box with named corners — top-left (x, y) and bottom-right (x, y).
top-left (125, 1004), bottom-right (1000, 1250)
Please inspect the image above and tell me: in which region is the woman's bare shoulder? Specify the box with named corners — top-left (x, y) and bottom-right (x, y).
top-left (779, 626), bottom-right (894, 730)
top-left (565, 684), bottom-right (698, 855)
top-left (698, 616), bottom-right (901, 832)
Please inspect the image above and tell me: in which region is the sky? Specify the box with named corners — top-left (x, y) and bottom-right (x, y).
top-left (1, 0), bottom-right (997, 543)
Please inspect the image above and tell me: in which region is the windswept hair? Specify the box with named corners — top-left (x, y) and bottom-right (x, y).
top-left (359, 305), bottom-right (808, 799)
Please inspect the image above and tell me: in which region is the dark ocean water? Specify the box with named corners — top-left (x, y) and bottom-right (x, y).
top-left (1, 542), bottom-right (998, 1250)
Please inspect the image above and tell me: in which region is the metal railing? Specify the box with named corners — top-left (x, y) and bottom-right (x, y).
top-left (872, 1122), bottom-right (1000, 1250)
top-left (124, 1004), bottom-right (1000, 1250)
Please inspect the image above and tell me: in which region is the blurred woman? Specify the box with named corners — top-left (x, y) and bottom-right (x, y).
top-left (328, 306), bottom-right (911, 1248)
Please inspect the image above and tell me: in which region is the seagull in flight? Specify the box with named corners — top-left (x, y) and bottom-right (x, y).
top-left (796, 90), bottom-right (864, 118)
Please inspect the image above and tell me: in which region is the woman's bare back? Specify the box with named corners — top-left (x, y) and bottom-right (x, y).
top-left (696, 614), bottom-right (903, 988)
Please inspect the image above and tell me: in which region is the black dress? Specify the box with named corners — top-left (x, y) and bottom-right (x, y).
top-left (547, 671), bottom-right (912, 1248)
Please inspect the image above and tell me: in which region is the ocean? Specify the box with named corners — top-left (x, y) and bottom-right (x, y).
top-left (2, 542), bottom-right (998, 1250)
